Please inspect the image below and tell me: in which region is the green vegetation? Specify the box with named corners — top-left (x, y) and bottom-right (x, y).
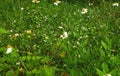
top-left (0, 0), bottom-right (120, 76)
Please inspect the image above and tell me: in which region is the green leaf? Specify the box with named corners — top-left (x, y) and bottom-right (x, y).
top-left (43, 66), bottom-right (56, 76)
top-left (41, 56), bottom-right (50, 63)
top-left (0, 28), bottom-right (9, 34)
top-left (96, 68), bottom-right (104, 76)
top-left (101, 41), bottom-right (108, 50)
top-left (6, 70), bottom-right (14, 76)
top-left (102, 63), bottom-right (109, 73)
top-left (99, 49), bottom-right (105, 58)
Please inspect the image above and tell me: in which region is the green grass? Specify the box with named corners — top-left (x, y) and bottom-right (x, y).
top-left (0, 0), bottom-right (120, 76)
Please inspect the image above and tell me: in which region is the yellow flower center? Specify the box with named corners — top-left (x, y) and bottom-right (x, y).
top-left (59, 52), bottom-right (66, 58)
top-left (56, 0), bottom-right (59, 3)
top-left (7, 44), bottom-right (12, 48)
top-left (19, 68), bottom-right (24, 72)
top-left (34, 0), bottom-right (38, 2)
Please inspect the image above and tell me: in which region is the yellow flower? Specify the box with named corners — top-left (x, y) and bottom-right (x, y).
top-left (11, 33), bottom-right (20, 39)
top-left (32, 0), bottom-right (40, 3)
top-left (12, 35), bottom-right (17, 39)
top-left (7, 44), bottom-right (12, 48)
top-left (59, 52), bottom-right (66, 58)
top-left (19, 67), bottom-right (24, 72)
top-left (26, 30), bottom-right (32, 34)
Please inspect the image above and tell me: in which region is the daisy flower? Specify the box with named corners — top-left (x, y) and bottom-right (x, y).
top-left (112, 3), bottom-right (119, 7)
top-left (6, 45), bottom-right (12, 54)
top-left (54, 0), bottom-right (61, 6)
top-left (103, 74), bottom-right (111, 76)
top-left (32, 0), bottom-right (40, 3)
top-left (81, 8), bottom-right (88, 14)
top-left (60, 31), bottom-right (68, 39)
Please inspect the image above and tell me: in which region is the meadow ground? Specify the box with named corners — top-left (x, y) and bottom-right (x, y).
top-left (0, 0), bottom-right (120, 76)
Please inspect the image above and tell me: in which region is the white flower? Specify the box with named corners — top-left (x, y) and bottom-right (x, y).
top-left (13, 20), bottom-right (16, 23)
top-left (88, 3), bottom-right (93, 6)
top-left (58, 26), bottom-right (63, 29)
top-left (103, 74), bottom-right (111, 76)
top-left (16, 62), bottom-right (20, 65)
top-left (60, 31), bottom-right (68, 39)
top-left (6, 47), bottom-right (12, 54)
top-left (81, 26), bottom-right (87, 31)
top-left (54, 0), bottom-right (61, 6)
top-left (10, 30), bottom-right (13, 32)
top-left (63, 64), bottom-right (67, 67)
top-left (106, 74), bottom-right (111, 76)
top-left (112, 3), bottom-right (119, 7)
top-left (6, 45), bottom-right (12, 54)
top-left (32, 0), bottom-right (40, 3)
top-left (78, 55), bottom-right (81, 58)
top-left (15, 33), bottom-right (19, 37)
top-left (81, 8), bottom-right (88, 14)
top-left (21, 7), bottom-right (24, 10)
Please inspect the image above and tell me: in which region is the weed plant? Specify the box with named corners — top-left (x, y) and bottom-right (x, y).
top-left (0, 0), bottom-right (120, 76)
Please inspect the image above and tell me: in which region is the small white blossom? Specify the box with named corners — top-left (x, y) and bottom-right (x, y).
top-left (21, 7), bottom-right (24, 10)
top-left (13, 20), bottom-right (16, 23)
top-left (81, 26), bottom-right (88, 31)
top-left (16, 62), bottom-right (20, 65)
top-left (10, 30), bottom-right (13, 32)
top-left (112, 3), bottom-right (119, 7)
top-left (27, 12), bottom-right (30, 14)
top-left (74, 12), bottom-right (76, 15)
top-left (15, 33), bottom-right (19, 37)
top-left (107, 74), bottom-right (111, 76)
top-left (103, 74), bottom-right (111, 76)
top-left (9, 35), bottom-right (12, 37)
top-left (63, 64), bottom-right (67, 67)
top-left (84, 35), bottom-right (88, 38)
top-left (88, 3), bottom-right (93, 6)
top-left (6, 47), bottom-right (12, 54)
top-left (58, 26), bottom-right (63, 29)
top-left (81, 8), bottom-right (88, 14)
top-left (32, 0), bottom-right (40, 3)
top-left (73, 45), bottom-right (77, 48)
top-left (60, 31), bottom-right (68, 39)
top-left (78, 55), bottom-right (81, 58)
top-left (54, 0), bottom-right (61, 6)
